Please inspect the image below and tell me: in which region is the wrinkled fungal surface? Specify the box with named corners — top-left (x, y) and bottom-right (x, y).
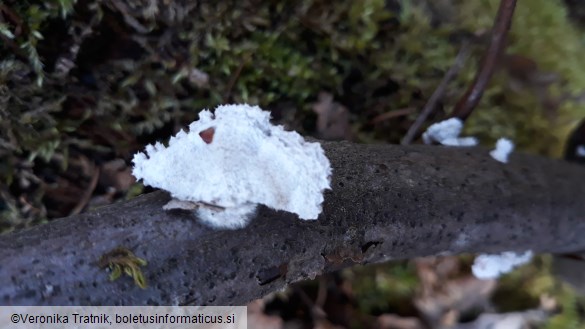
top-left (132, 104), bottom-right (331, 228)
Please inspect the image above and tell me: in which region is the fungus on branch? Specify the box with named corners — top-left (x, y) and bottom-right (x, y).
top-left (577, 145), bottom-right (585, 158)
top-left (490, 138), bottom-right (515, 163)
top-left (422, 118), bottom-right (478, 147)
top-left (472, 251), bottom-right (533, 280)
top-left (132, 104), bottom-right (332, 229)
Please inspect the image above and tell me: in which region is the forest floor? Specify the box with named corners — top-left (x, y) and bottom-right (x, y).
top-left (1, 0), bottom-right (585, 328)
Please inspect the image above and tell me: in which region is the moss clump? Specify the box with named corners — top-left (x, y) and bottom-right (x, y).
top-left (0, 0), bottom-right (462, 228)
top-left (454, 0), bottom-right (585, 157)
top-left (1, 0), bottom-right (583, 228)
top-left (346, 261), bottom-right (419, 315)
top-left (98, 247), bottom-right (148, 289)
top-left (495, 255), bottom-right (585, 329)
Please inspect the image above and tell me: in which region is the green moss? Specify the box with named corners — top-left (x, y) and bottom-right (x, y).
top-left (1, 0), bottom-right (583, 225)
top-left (346, 262), bottom-right (419, 315)
top-left (544, 291), bottom-right (584, 329)
top-left (0, 1), bottom-right (77, 86)
top-left (98, 247), bottom-right (148, 289)
top-left (495, 255), bottom-right (585, 328)
top-left (455, 0), bottom-right (585, 157)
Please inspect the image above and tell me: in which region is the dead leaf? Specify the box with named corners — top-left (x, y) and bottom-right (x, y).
top-left (100, 159), bottom-right (135, 192)
top-left (414, 257), bottom-right (496, 327)
top-left (247, 299), bottom-right (284, 329)
top-left (189, 68), bottom-right (209, 88)
top-left (313, 319), bottom-right (346, 329)
top-left (312, 92), bottom-right (352, 141)
top-left (501, 53), bottom-right (561, 120)
top-left (370, 108), bottom-right (415, 125)
top-left (377, 314), bottom-right (424, 329)
top-left (43, 154), bottom-right (99, 217)
top-left (452, 309), bottom-right (550, 329)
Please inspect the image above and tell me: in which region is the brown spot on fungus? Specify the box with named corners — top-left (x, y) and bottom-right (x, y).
top-left (199, 127), bottom-right (215, 144)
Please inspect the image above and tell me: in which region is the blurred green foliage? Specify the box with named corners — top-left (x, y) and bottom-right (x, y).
top-left (346, 261), bottom-right (419, 315)
top-left (455, 0), bottom-right (585, 156)
top-left (496, 255), bottom-right (585, 328)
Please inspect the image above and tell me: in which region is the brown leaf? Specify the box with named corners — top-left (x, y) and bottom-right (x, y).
top-left (247, 299), bottom-right (284, 329)
top-left (414, 257), bottom-right (496, 327)
top-left (100, 159), bottom-right (135, 192)
top-left (452, 309), bottom-right (551, 329)
top-left (43, 154), bottom-right (99, 217)
top-left (189, 68), bottom-right (210, 88)
top-left (377, 314), bottom-right (424, 329)
top-left (312, 92), bottom-right (352, 141)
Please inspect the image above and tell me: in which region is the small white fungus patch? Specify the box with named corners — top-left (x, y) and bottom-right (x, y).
top-left (132, 104), bottom-right (332, 229)
top-left (577, 145), bottom-right (585, 158)
top-left (472, 251), bottom-right (533, 280)
top-left (422, 118), bottom-right (478, 147)
top-left (490, 138), bottom-right (514, 163)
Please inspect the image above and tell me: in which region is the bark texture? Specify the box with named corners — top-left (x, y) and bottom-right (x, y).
top-left (1, 142), bottom-right (584, 306)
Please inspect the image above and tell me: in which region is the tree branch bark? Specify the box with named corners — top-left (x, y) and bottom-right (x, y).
top-left (1, 142), bottom-right (584, 306)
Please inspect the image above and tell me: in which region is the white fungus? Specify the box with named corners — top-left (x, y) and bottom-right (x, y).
top-left (490, 138), bottom-right (514, 163)
top-left (577, 145), bottom-right (585, 158)
top-left (132, 104), bottom-right (332, 229)
top-left (422, 118), bottom-right (478, 147)
top-left (472, 251), bottom-right (533, 280)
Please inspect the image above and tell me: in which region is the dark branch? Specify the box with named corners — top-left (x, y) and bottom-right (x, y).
top-left (1, 141), bottom-right (584, 306)
top-left (564, 118), bottom-right (585, 164)
top-left (451, 0), bottom-right (517, 121)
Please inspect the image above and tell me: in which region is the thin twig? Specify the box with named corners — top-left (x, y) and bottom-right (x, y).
top-left (70, 166), bottom-right (100, 216)
top-left (401, 45), bottom-right (470, 145)
top-left (223, 56), bottom-right (249, 103)
top-left (451, 0), bottom-right (517, 121)
top-left (294, 285), bottom-right (327, 320)
top-left (315, 276), bottom-right (328, 308)
top-left (370, 107), bottom-right (415, 125)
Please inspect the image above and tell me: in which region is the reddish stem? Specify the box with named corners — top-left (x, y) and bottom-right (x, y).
top-left (451, 0), bottom-right (517, 121)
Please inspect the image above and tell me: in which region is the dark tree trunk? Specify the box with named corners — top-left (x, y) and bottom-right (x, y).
top-left (1, 142), bottom-right (584, 305)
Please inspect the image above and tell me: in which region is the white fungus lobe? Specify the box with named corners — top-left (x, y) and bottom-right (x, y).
top-left (577, 145), bottom-right (585, 158)
top-left (132, 104), bottom-right (332, 229)
top-left (490, 138), bottom-right (514, 163)
top-left (472, 251), bottom-right (533, 280)
top-left (422, 118), bottom-right (478, 147)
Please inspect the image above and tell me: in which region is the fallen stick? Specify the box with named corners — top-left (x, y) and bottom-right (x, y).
top-left (1, 141), bottom-right (584, 305)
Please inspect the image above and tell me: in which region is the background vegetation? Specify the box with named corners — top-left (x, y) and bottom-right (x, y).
top-left (1, 0), bottom-right (584, 327)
